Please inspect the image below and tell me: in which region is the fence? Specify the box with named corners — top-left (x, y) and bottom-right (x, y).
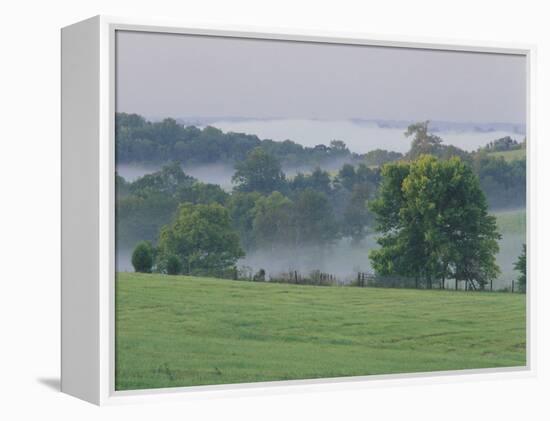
top-left (233, 267), bottom-right (523, 293)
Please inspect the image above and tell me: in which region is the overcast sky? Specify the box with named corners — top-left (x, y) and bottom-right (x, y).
top-left (116, 30), bottom-right (526, 124)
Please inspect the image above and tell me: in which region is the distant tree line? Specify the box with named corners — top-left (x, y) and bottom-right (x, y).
top-left (116, 113), bottom-right (358, 168)
top-left (116, 115), bottom-right (525, 209)
top-left (481, 136), bottom-right (525, 152)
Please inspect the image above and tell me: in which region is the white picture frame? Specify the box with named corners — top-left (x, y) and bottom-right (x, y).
top-left (61, 15), bottom-right (536, 405)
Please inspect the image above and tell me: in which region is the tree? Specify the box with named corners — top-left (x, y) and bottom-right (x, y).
top-left (232, 147), bottom-right (286, 194)
top-left (336, 164), bottom-right (356, 190)
top-left (405, 121), bottom-right (443, 159)
top-left (290, 167), bottom-right (332, 194)
top-left (293, 189), bottom-right (339, 246)
top-left (514, 244), bottom-right (527, 292)
top-left (364, 149), bottom-right (403, 167)
top-left (329, 139), bottom-right (349, 154)
top-left (483, 136), bottom-right (520, 152)
top-left (252, 192), bottom-right (294, 249)
top-left (368, 162), bottom-right (425, 283)
top-left (157, 203), bottom-right (244, 275)
top-left (131, 241), bottom-right (154, 273)
top-left (370, 155), bottom-right (501, 289)
top-left (342, 184), bottom-right (371, 243)
top-left (165, 254), bottom-right (183, 275)
top-left (130, 162), bottom-right (195, 197)
top-left (176, 182), bottom-right (230, 205)
top-left (228, 191), bottom-right (262, 250)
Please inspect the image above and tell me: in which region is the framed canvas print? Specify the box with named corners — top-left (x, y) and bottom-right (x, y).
top-left (61, 16), bottom-right (534, 405)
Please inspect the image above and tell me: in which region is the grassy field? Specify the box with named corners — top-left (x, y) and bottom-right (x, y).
top-left (494, 208), bottom-right (527, 236)
top-left (115, 273), bottom-right (526, 390)
top-left (488, 148), bottom-right (526, 162)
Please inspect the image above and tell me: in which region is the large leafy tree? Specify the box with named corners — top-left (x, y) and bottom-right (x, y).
top-left (232, 147), bottom-right (286, 194)
top-left (368, 161), bottom-right (425, 283)
top-left (370, 155), bottom-right (501, 289)
top-left (156, 203), bottom-right (244, 275)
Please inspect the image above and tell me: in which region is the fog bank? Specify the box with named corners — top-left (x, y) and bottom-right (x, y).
top-left (210, 119), bottom-right (524, 154)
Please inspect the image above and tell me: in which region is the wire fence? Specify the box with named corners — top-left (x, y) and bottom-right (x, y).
top-left (234, 268), bottom-right (524, 293)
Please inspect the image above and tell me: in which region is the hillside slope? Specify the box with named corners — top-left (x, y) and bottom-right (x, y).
top-left (115, 273), bottom-right (526, 390)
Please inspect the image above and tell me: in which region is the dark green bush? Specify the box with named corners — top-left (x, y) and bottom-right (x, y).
top-left (166, 255), bottom-right (183, 275)
top-left (131, 241), bottom-right (154, 273)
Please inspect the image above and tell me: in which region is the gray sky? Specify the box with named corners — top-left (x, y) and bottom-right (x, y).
top-left (116, 30), bottom-right (526, 124)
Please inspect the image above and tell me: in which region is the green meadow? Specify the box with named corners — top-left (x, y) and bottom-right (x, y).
top-left (495, 208), bottom-right (527, 236)
top-left (488, 148), bottom-right (526, 162)
top-left (115, 272), bottom-right (526, 390)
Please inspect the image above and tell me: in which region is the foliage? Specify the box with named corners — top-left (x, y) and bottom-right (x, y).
top-left (115, 116), bottom-right (526, 281)
top-left (364, 149), bottom-right (403, 167)
top-left (370, 155), bottom-right (501, 289)
top-left (341, 184), bottom-right (371, 243)
top-left (290, 167), bottom-right (332, 194)
top-left (335, 163), bottom-right (380, 192)
top-left (165, 254), bottom-right (183, 275)
top-left (129, 161), bottom-right (195, 197)
top-left (116, 164), bottom-right (230, 249)
top-left (252, 192), bottom-right (294, 248)
top-left (177, 182), bottom-right (230, 206)
top-left (488, 148), bottom-right (526, 162)
top-left (131, 241), bottom-right (154, 273)
top-left (482, 136), bottom-right (522, 152)
top-left (293, 189), bottom-right (339, 246)
top-left (117, 191), bottom-right (179, 248)
top-left (514, 244), bottom-right (527, 292)
top-left (227, 192), bottom-right (262, 250)
top-left (471, 152), bottom-right (526, 208)
top-left (405, 121), bottom-right (443, 159)
top-left (157, 203), bottom-right (244, 276)
top-left (116, 112), bottom-right (357, 167)
top-left (232, 148), bottom-right (286, 194)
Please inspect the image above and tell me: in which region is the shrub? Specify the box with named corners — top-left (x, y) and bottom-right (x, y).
top-left (166, 255), bottom-right (183, 275)
top-left (131, 241), bottom-right (154, 273)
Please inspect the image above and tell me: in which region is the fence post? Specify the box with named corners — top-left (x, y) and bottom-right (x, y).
top-left (512, 281), bottom-right (514, 293)
top-left (490, 279), bottom-right (493, 291)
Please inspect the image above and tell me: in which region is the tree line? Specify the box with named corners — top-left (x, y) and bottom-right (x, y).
top-left (116, 114), bottom-right (525, 209)
top-left (119, 120), bottom-right (526, 289)
top-left (116, 113), bottom-right (357, 168)
top-left (119, 152), bottom-right (380, 276)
